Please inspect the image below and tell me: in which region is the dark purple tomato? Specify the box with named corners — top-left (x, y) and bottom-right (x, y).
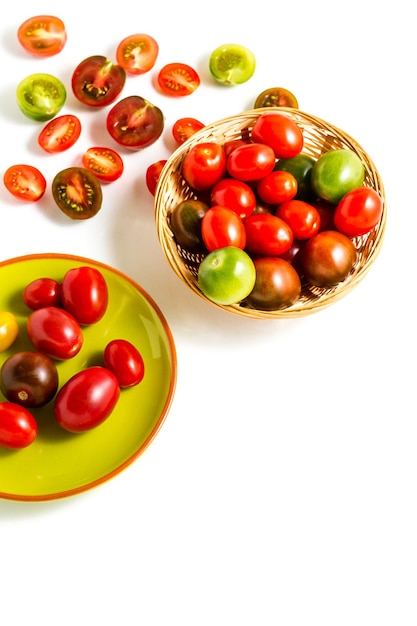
top-left (299, 230), bottom-right (357, 287)
top-left (0, 351), bottom-right (59, 408)
top-left (0, 402), bottom-right (38, 449)
top-left (103, 339), bottom-right (145, 388)
top-left (106, 95), bottom-right (164, 150)
top-left (71, 55), bottom-right (126, 107)
top-left (245, 257), bottom-right (301, 311)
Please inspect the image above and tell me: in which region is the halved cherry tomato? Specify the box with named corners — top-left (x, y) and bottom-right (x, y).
top-left (17, 15), bottom-right (67, 57)
top-left (254, 87), bottom-right (298, 109)
top-left (181, 142), bottom-right (227, 192)
top-left (82, 147), bottom-right (124, 183)
top-left (244, 213), bottom-right (294, 256)
top-left (71, 55), bottom-right (126, 108)
top-left (172, 117), bottom-right (205, 145)
top-left (16, 73), bottom-right (66, 121)
top-left (256, 170), bottom-right (298, 205)
top-left (146, 160), bottom-right (167, 196)
top-left (116, 33), bottom-right (159, 75)
top-left (52, 167), bottom-right (102, 220)
top-left (157, 63), bottom-right (200, 97)
top-left (38, 114), bottom-right (82, 153)
top-left (226, 143), bottom-right (276, 182)
top-left (209, 44), bottom-right (256, 85)
top-left (106, 96), bottom-right (164, 150)
top-left (276, 199), bottom-right (321, 240)
top-left (210, 178), bottom-right (256, 220)
top-left (3, 164), bottom-right (46, 202)
top-left (251, 112), bottom-right (303, 159)
top-left (0, 402), bottom-right (38, 450)
top-left (201, 205), bottom-right (246, 251)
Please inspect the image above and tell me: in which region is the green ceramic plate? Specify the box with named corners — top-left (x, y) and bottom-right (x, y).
top-left (0, 253), bottom-right (177, 501)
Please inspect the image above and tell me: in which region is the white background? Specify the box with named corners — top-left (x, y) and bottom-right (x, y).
top-left (1, 2), bottom-right (416, 624)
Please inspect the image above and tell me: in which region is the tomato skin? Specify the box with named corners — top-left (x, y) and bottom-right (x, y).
top-left (245, 257), bottom-right (302, 311)
top-left (210, 178), bottom-right (256, 220)
top-left (0, 351), bottom-right (59, 408)
top-left (23, 278), bottom-right (62, 310)
top-left (61, 266), bottom-right (108, 325)
top-left (256, 170), bottom-right (298, 205)
top-left (16, 73), bottom-right (66, 122)
top-left (3, 164), bottom-right (46, 202)
top-left (116, 33), bottom-right (159, 75)
top-left (17, 15), bottom-right (67, 57)
top-left (27, 306), bottom-right (83, 360)
top-left (172, 117), bottom-right (205, 145)
top-left (251, 112), bottom-right (303, 159)
top-left (0, 312), bottom-right (19, 352)
top-left (201, 205), bottom-right (246, 251)
top-left (106, 96), bottom-right (164, 150)
top-left (145, 160), bottom-right (167, 196)
top-left (82, 146), bottom-right (124, 183)
top-left (0, 402), bottom-right (38, 450)
top-left (103, 340), bottom-right (145, 388)
top-left (157, 63), bottom-right (200, 96)
top-left (333, 187), bottom-right (383, 237)
top-left (38, 114), bottom-right (82, 153)
top-left (181, 142), bottom-right (227, 192)
top-left (226, 143), bottom-right (276, 182)
top-left (52, 167), bottom-right (102, 220)
top-left (299, 230), bottom-right (357, 287)
top-left (276, 199), bottom-right (321, 240)
top-left (54, 366), bottom-right (120, 433)
top-left (244, 213), bottom-right (294, 256)
top-left (72, 55), bottom-right (126, 108)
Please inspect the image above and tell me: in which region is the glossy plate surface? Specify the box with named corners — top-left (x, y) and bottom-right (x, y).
top-left (0, 254), bottom-right (176, 501)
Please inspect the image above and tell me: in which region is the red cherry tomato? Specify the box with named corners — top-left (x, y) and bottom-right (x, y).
top-left (116, 33), bottom-right (159, 75)
top-left (244, 213), bottom-right (293, 256)
top-left (103, 339), bottom-right (145, 388)
top-left (17, 15), bottom-right (67, 57)
top-left (82, 147), bottom-right (124, 183)
top-left (181, 142), bottom-right (227, 192)
top-left (201, 205), bottom-right (246, 251)
top-left (146, 160), bottom-right (167, 196)
top-left (251, 112), bottom-right (304, 158)
top-left (210, 178), bottom-right (256, 220)
top-left (23, 277), bottom-right (62, 310)
top-left (0, 402), bottom-right (38, 450)
top-left (106, 95), bottom-right (164, 150)
top-left (3, 164), bottom-right (46, 202)
top-left (27, 306), bottom-right (83, 360)
top-left (71, 55), bottom-right (126, 108)
top-left (157, 63), bottom-right (200, 97)
top-left (226, 143), bottom-right (276, 182)
top-left (276, 199), bottom-right (321, 240)
top-left (333, 187), bottom-right (383, 237)
top-left (54, 366), bottom-right (120, 433)
top-left (38, 114), bottom-right (82, 153)
top-left (256, 170), bottom-right (298, 205)
top-left (60, 266), bottom-right (108, 325)
top-left (172, 117), bottom-right (205, 145)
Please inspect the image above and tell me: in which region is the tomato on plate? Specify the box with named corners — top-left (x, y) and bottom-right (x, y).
top-left (157, 63), bottom-right (200, 97)
top-left (210, 178), bottom-right (256, 220)
top-left (52, 167), bottom-right (102, 219)
top-left (60, 265), bottom-right (108, 325)
top-left (226, 142), bottom-right (276, 182)
top-left (0, 312), bottom-right (19, 352)
top-left (181, 142), bottom-right (227, 191)
top-left (251, 112), bottom-right (303, 159)
top-left (0, 351), bottom-right (59, 408)
top-left (3, 164), bottom-right (46, 202)
top-left (106, 96), bottom-right (164, 150)
top-left (209, 43), bottom-right (256, 85)
top-left (172, 117), bottom-right (205, 145)
top-left (0, 402), bottom-right (38, 450)
top-left (256, 170), bottom-right (298, 205)
top-left (276, 199), bottom-right (321, 240)
top-left (72, 55), bottom-right (126, 108)
top-left (16, 73), bottom-right (66, 121)
top-left (254, 87), bottom-right (298, 109)
top-left (17, 15), bottom-right (67, 57)
top-left (201, 205), bottom-right (246, 251)
top-left (116, 33), bottom-right (159, 75)
top-left (23, 277), bottom-right (62, 310)
top-left (244, 213), bottom-right (293, 256)
top-left (82, 147), bottom-right (124, 183)
top-left (27, 306), bottom-right (84, 360)
top-left (38, 114), bottom-right (82, 153)
top-left (103, 339), bottom-right (145, 388)
top-left (145, 160), bottom-right (167, 196)
top-left (333, 187), bottom-right (383, 237)
top-left (299, 230), bottom-right (357, 287)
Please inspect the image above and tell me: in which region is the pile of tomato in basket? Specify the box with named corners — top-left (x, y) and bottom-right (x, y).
top-left (169, 111), bottom-right (383, 310)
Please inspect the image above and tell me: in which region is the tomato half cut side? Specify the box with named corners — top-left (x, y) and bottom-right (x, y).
top-left (38, 114), bottom-right (82, 153)
top-left (106, 96), bottom-right (164, 150)
top-left (17, 15), bottom-right (67, 57)
top-left (157, 63), bottom-right (200, 97)
top-left (254, 87), bottom-right (299, 109)
top-left (82, 147), bottom-right (124, 183)
top-left (116, 33), bottom-right (159, 75)
top-left (209, 43), bottom-right (256, 85)
top-left (16, 73), bottom-right (66, 122)
top-left (52, 167), bottom-right (102, 219)
top-left (172, 117), bottom-right (205, 145)
top-left (3, 164), bottom-right (46, 202)
top-left (71, 55), bottom-right (126, 108)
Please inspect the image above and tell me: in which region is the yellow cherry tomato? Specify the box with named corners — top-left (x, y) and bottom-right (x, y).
top-left (0, 312), bottom-right (19, 352)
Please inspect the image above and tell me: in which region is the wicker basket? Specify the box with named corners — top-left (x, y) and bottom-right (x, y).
top-left (154, 107), bottom-right (386, 319)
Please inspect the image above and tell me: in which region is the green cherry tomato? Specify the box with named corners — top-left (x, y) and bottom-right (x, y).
top-left (311, 149), bottom-right (365, 204)
top-left (16, 73), bottom-right (66, 121)
top-left (209, 43), bottom-right (256, 85)
top-left (198, 246), bottom-right (256, 306)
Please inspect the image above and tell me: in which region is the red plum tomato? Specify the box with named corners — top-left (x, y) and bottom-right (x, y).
top-left (103, 339), bottom-right (145, 388)
top-left (0, 402), bottom-right (38, 450)
top-left (251, 112), bottom-right (303, 159)
top-left (244, 213), bottom-right (293, 256)
top-left (0, 351), bottom-right (59, 408)
top-left (106, 96), bottom-right (164, 150)
top-left (226, 142), bottom-right (276, 182)
top-left (61, 266), bottom-right (108, 325)
top-left (38, 114), bottom-right (81, 153)
top-left (276, 199), bottom-right (321, 240)
top-left (256, 170), bottom-right (298, 205)
top-left (71, 55), bottom-right (126, 107)
top-left (23, 277), bottom-right (62, 310)
top-left (157, 63), bottom-right (200, 96)
top-left (4, 164), bottom-right (46, 202)
top-left (116, 33), bottom-right (159, 75)
top-left (172, 117), bottom-right (205, 145)
top-left (210, 178), bottom-right (256, 220)
top-left (333, 187), bottom-right (383, 237)
top-left (27, 306), bottom-right (83, 360)
top-left (54, 366), bottom-right (120, 433)
top-left (82, 147), bottom-right (124, 183)
top-left (299, 230), bottom-right (357, 287)
top-left (245, 257), bottom-right (302, 311)
top-left (201, 206), bottom-right (246, 251)
top-left (181, 142), bottom-right (227, 192)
